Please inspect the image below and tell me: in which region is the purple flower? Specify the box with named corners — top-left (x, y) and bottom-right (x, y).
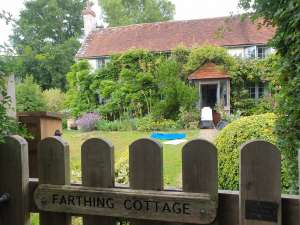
top-left (76, 113), bottom-right (100, 131)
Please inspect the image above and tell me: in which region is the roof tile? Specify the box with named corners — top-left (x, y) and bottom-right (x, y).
top-left (76, 15), bottom-right (275, 58)
top-left (188, 63), bottom-right (230, 80)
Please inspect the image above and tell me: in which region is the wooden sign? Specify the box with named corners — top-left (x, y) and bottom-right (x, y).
top-left (34, 184), bottom-right (217, 224)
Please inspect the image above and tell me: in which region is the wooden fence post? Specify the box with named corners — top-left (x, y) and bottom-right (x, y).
top-left (182, 139), bottom-right (218, 225)
top-left (81, 138), bottom-right (115, 225)
top-left (38, 137), bottom-right (71, 225)
top-left (129, 138), bottom-right (163, 225)
top-left (0, 136), bottom-right (30, 225)
top-left (240, 140), bottom-right (281, 225)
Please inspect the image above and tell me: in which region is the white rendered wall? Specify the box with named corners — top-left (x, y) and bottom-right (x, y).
top-left (227, 48), bottom-right (244, 58)
top-left (88, 59), bottom-right (97, 70)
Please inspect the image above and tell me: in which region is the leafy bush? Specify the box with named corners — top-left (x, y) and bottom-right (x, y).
top-left (240, 0), bottom-right (300, 194)
top-left (184, 45), bottom-right (235, 76)
top-left (136, 115), bottom-right (178, 131)
top-left (76, 113), bottom-right (100, 132)
top-left (96, 120), bottom-right (136, 131)
top-left (42, 88), bottom-right (65, 113)
top-left (0, 78), bottom-right (30, 142)
top-left (65, 61), bottom-right (97, 117)
top-left (215, 113), bottom-right (277, 190)
top-left (115, 151), bottom-right (129, 184)
top-left (177, 107), bottom-right (200, 129)
top-left (229, 57), bottom-right (279, 115)
top-left (16, 76), bottom-right (47, 112)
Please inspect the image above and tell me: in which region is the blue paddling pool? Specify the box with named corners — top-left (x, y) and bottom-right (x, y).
top-left (150, 133), bottom-right (186, 140)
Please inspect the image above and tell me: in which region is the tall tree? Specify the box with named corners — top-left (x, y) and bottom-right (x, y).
top-left (239, 0), bottom-right (300, 193)
top-left (11, 0), bottom-right (85, 90)
top-left (99, 0), bottom-right (175, 27)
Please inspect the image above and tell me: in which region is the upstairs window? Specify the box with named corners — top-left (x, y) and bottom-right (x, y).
top-left (257, 47), bottom-right (266, 59)
top-left (245, 46), bottom-right (269, 59)
top-left (245, 46), bottom-right (256, 59)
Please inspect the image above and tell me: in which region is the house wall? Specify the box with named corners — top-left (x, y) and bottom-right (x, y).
top-left (227, 46), bottom-right (275, 59)
top-left (227, 47), bottom-right (245, 58)
top-left (86, 45), bottom-right (275, 70)
top-left (88, 59), bottom-right (98, 70)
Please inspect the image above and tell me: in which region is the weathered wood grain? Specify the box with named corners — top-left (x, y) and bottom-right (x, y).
top-left (38, 137), bottom-right (71, 225)
top-left (129, 138), bottom-right (163, 225)
top-left (81, 138), bottom-right (115, 225)
top-left (182, 139), bottom-right (218, 225)
top-left (240, 140), bottom-right (281, 225)
top-left (18, 112), bottom-right (62, 178)
top-left (28, 179), bottom-right (300, 225)
top-left (0, 136), bottom-right (30, 225)
top-left (34, 184), bottom-right (216, 224)
top-left (218, 190), bottom-right (239, 225)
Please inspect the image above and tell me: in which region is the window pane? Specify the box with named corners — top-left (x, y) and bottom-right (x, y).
top-left (257, 47), bottom-right (266, 59)
top-left (249, 87), bottom-right (256, 98)
top-left (245, 46), bottom-right (256, 59)
top-left (258, 83), bottom-right (265, 98)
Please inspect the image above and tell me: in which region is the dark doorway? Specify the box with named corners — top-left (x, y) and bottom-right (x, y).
top-left (201, 84), bottom-right (217, 108)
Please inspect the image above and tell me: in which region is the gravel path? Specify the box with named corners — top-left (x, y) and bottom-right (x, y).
top-left (198, 129), bottom-right (219, 142)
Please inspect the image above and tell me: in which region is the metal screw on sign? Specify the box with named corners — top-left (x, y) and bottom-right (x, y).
top-left (0, 193), bottom-right (10, 207)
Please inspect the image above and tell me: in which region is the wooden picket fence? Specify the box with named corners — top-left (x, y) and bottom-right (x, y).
top-left (0, 135), bottom-right (299, 225)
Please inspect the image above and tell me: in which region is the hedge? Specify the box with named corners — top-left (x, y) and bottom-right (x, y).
top-left (215, 113), bottom-right (277, 190)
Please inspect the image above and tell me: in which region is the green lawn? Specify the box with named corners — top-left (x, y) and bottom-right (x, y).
top-left (31, 129), bottom-right (199, 225)
top-left (63, 129), bottom-right (199, 187)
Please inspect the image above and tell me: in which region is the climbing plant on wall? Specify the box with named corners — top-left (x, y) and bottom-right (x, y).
top-left (239, 0), bottom-right (300, 194)
top-left (66, 49), bottom-right (197, 120)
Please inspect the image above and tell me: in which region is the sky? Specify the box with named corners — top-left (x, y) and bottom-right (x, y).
top-left (0, 0), bottom-right (242, 45)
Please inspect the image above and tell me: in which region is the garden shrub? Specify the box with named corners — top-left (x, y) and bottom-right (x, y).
top-left (42, 88), bottom-right (66, 113)
top-left (240, 0), bottom-right (300, 194)
top-left (115, 151), bottom-right (129, 184)
top-left (177, 107), bottom-right (200, 129)
top-left (135, 115), bottom-right (178, 131)
top-left (16, 76), bottom-right (47, 112)
top-left (184, 45), bottom-right (235, 76)
top-left (0, 57), bottom-right (31, 142)
top-left (65, 61), bottom-right (97, 117)
top-left (215, 113), bottom-right (277, 190)
top-left (76, 112), bottom-right (100, 132)
top-left (96, 120), bottom-right (136, 131)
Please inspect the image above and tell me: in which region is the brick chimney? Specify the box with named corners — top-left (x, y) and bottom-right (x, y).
top-left (82, 1), bottom-right (96, 38)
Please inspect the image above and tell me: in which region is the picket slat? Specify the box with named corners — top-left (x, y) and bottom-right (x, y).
top-left (182, 139), bottom-right (218, 225)
top-left (0, 136), bottom-right (30, 225)
top-left (240, 140), bottom-right (281, 225)
top-left (81, 138), bottom-right (115, 225)
top-left (38, 137), bottom-right (71, 225)
top-left (1, 135), bottom-right (298, 224)
top-left (129, 138), bottom-right (163, 225)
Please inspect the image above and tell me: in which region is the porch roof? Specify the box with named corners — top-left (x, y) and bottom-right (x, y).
top-left (188, 63), bottom-right (230, 80)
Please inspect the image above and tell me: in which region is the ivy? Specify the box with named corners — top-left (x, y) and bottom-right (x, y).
top-left (66, 49), bottom-right (197, 120)
top-left (239, 0), bottom-right (300, 194)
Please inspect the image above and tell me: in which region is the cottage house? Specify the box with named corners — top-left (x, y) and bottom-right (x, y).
top-left (76, 4), bottom-right (275, 113)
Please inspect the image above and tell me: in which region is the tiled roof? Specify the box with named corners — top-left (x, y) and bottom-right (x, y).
top-left (188, 63), bottom-right (230, 80)
top-left (76, 15), bottom-right (275, 58)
